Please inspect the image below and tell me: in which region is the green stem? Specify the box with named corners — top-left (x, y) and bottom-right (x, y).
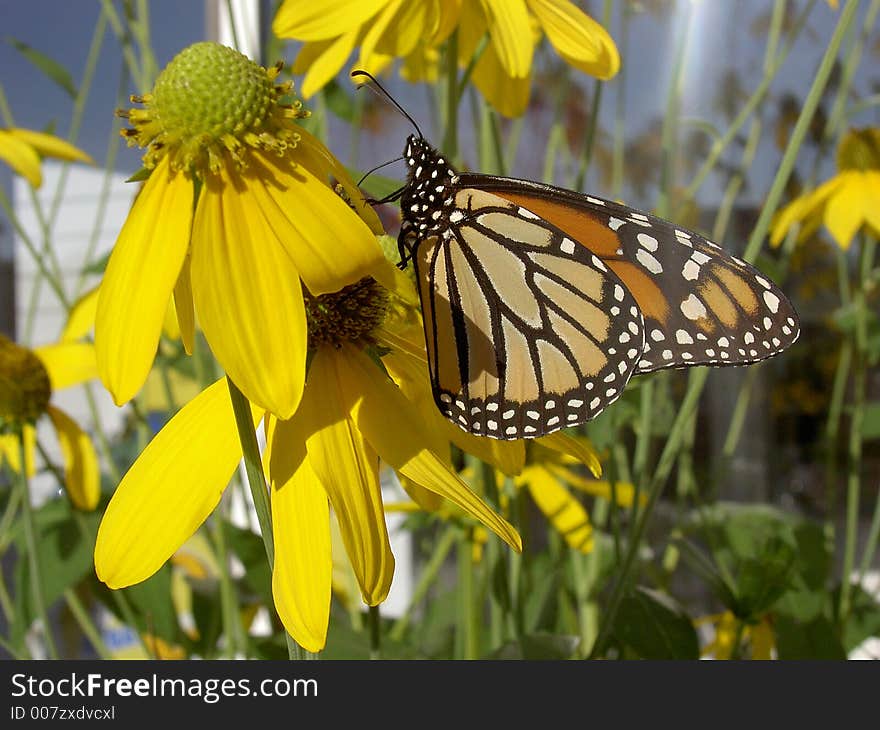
top-left (226, 377), bottom-right (307, 660)
top-left (838, 237), bottom-right (875, 622)
top-left (213, 508), bottom-right (245, 658)
top-left (456, 528), bottom-right (479, 659)
top-left (368, 605), bottom-right (381, 660)
top-left (63, 588), bottom-right (111, 659)
top-left (17, 433), bottom-right (59, 658)
top-left (442, 30), bottom-right (459, 161)
top-left (389, 526), bottom-right (457, 642)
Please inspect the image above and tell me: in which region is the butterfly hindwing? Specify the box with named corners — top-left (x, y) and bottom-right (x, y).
top-left (410, 187), bottom-right (644, 440)
top-left (465, 175), bottom-right (801, 373)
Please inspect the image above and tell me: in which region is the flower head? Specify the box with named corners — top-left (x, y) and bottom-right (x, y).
top-left (771, 127), bottom-right (880, 250)
top-left (0, 127), bottom-right (92, 187)
top-left (97, 42), bottom-right (391, 420)
top-left (274, 0), bottom-right (619, 117)
top-left (94, 266), bottom-right (519, 653)
top-left (0, 335), bottom-right (101, 510)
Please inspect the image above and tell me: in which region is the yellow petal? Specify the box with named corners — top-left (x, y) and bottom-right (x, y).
top-left (0, 129), bottom-right (42, 186)
top-left (339, 344), bottom-right (522, 551)
top-left (163, 295), bottom-right (181, 341)
top-left (527, 0), bottom-right (620, 79)
top-left (482, 0), bottom-right (534, 78)
top-left (359, 0), bottom-right (434, 68)
top-left (34, 342), bottom-right (97, 390)
top-left (61, 285), bottom-right (99, 341)
top-left (0, 426), bottom-right (37, 477)
top-left (95, 378), bottom-right (263, 588)
top-left (8, 128), bottom-right (93, 164)
top-left (298, 348), bottom-right (395, 605)
top-left (824, 173), bottom-right (865, 250)
top-left (536, 431), bottom-right (602, 478)
top-left (472, 36), bottom-right (532, 117)
top-left (860, 171), bottom-right (880, 236)
top-left (249, 148), bottom-right (385, 297)
top-left (174, 252), bottom-right (195, 355)
top-left (294, 31), bottom-right (359, 99)
top-left (46, 404), bottom-right (100, 511)
top-left (271, 449), bottom-right (332, 653)
top-left (294, 128), bottom-right (384, 236)
top-left (96, 158), bottom-right (193, 405)
top-left (191, 165), bottom-right (307, 419)
top-left (551, 464), bottom-right (643, 507)
top-left (524, 466), bottom-right (592, 553)
top-left (273, 0), bottom-right (387, 40)
top-left (770, 175), bottom-right (842, 246)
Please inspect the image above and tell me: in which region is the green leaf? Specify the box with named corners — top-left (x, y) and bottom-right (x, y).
top-left (223, 522), bottom-right (272, 606)
top-left (126, 167), bottom-right (152, 183)
top-left (774, 614), bottom-right (846, 659)
top-left (734, 536), bottom-right (797, 617)
top-left (6, 37), bottom-right (78, 98)
top-left (613, 586), bottom-right (700, 659)
top-left (831, 584), bottom-right (880, 652)
top-left (323, 80), bottom-right (357, 122)
top-left (13, 499), bottom-right (101, 635)
top-left (484, 633), bottom-right (580, 660)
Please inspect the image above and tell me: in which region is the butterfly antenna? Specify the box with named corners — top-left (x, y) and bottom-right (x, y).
top-left (351, 69), bottom-right (424, 139)
top-left (357, 156), bottom-right (405, 187)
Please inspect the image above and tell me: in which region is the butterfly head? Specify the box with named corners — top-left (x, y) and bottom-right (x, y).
top-left (400, 135), bottom-right (459, 239)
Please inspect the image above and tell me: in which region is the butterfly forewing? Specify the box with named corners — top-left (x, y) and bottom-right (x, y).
top-left (408, 182), bottom-right (644, 440)
top-left (467, 176), bottom-right (800, 372)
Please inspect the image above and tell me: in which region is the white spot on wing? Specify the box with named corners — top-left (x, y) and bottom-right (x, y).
top-left (636, 248), bottom-right (663, 274)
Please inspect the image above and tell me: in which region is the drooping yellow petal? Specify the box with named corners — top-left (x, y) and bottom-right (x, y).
top-left (0, 425), bottom-right (36, 477)
top-left (523, 466), bottom-right (593, 553)
top-left (537, 431), bottom-right (602, 478)
top-left (294, 128), bottom-right (384, 235)
top-left (552, 464), bottom-right (643, 508)
top-left (824, 172), bottom-right (865, 249)
top-left (96, 158), bottom-right (193, 405)
top-left (191, 165), bottom-right (307, 419)
top-left (750, 618), bottom-right (775, 660)
top-left (273, 0), bottom-right (387, 41)
top-left (61, 286), bottom-right (99, 341)
top-left (859, 170), bottom-right (880, 236)
top-left (299, 348), bottom-right (395, 605)
top-left (45, 404), bottom-right (99, 511)
top-left (770, 176), bottom-right (842, 246)
top-left (271, 448), bottom-right (332, 653)
top-left (94, 378), bottom-right (263, 588)
top-left (472, 34), bottom-right (532, 118)
top-left (359, 0), bottom-right (435, 69)
top-left (294, 30), bottom-right (360, 99)
top-left (0, 129), bottom-right (43, 186)
top-left (339, 344), bottom-right (521, 551)
top-left (249, 147), bottom-right (385, 297)
top-left (527, 0), bottom-right (620, 79)
top-left (174, 252), bottom-right (195, 355)
top-left (8, 128), bottom-right (93, 164)
top-left (34, 342), bottom-right (97, 390)
top-left (481, 0), bottom-right (534, 78)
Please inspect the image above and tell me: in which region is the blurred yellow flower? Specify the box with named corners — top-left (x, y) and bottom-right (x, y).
top-left (95, 270), bottom-right (520, 654)
top-left (771, 128), bottom-right (880, 250)
top-left (274, 0), bottom-right (619, 117)
top-left (96, 41), bottom-right (390, 420)
top-left (0, 335), bottom-right (101, 510)
top-left (697, 610), bottom-right (775, 660)
top-left (0, 127), bottom-right (92, 188)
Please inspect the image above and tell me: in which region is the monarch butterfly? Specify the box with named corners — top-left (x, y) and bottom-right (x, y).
top-left (353, 74), bottom-right (800, 441)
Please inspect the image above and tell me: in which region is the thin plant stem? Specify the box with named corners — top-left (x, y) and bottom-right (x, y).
top-left (456, 528), bottom-right (479, 659)
top-left (442, 30), bottom-right (459, 162)
top-left (16, 433), bottom-right (59, 658)
top-left (389, 526), bottom-right (457, 642)
top-left (226, 377), bottom-right (308, 660)
top-left (213, 507), bottom-right (245, 658)
top-left (368, 605), bottom-right (381, 660)
top-left (63, 588), bottom-right (111, 659)
top-left (838, 237), bottom-right (875, 622)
